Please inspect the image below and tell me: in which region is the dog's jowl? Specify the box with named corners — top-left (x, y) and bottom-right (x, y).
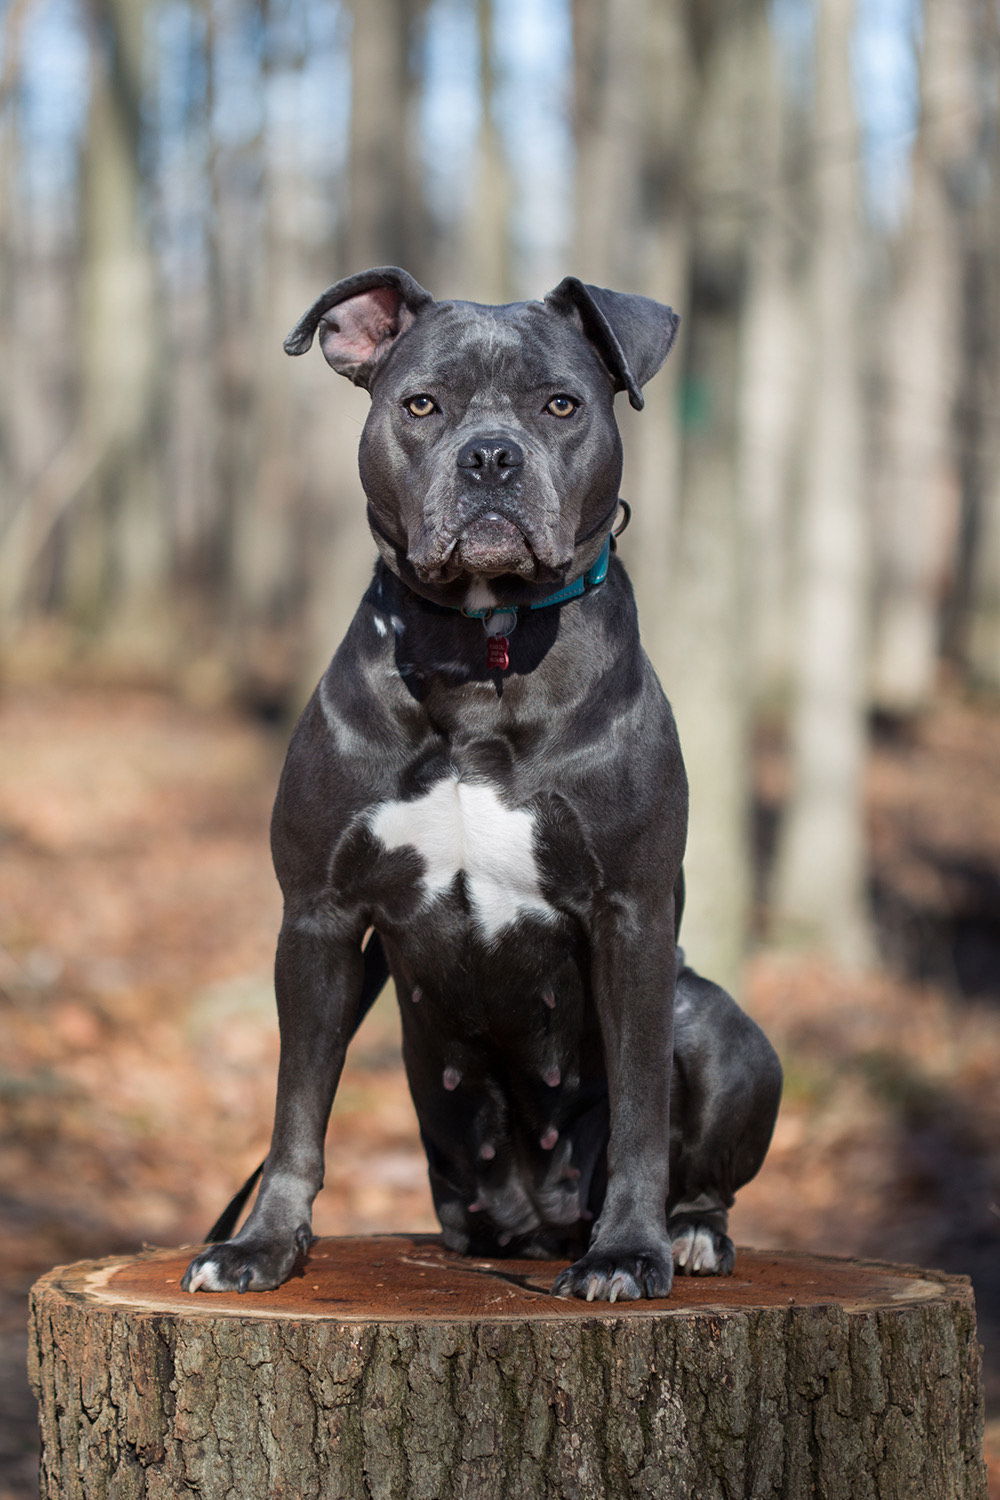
top-left (183, 268), bottom-right (782, 1303)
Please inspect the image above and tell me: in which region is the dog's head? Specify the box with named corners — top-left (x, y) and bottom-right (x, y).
top-left (285, 267), bottom-right (679, 609)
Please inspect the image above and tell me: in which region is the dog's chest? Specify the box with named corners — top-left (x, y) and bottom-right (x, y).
top-left (367, 774), bottom-right (556, 940)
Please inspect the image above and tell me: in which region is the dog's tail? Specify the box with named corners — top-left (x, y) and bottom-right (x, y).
top-left (204, 1160), bottom-right (264, 1244)
top-left (203, 929), bottom-right (391, 1244)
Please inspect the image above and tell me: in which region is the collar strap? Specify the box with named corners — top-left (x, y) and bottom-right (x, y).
top-left (365, 498), bottom-right (629, 628)
top-left (459, 536), bottom-right (612, 620)
top-left (462, 497), bottom-right (629, 624)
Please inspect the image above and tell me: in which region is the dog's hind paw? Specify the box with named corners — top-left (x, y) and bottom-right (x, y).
top-left (551, 1245), bottom-right (673, 1302)
top-left (181, 1225), bottom-right (311, 1294)
top-left (668, 1217), bottom-right (735, 1276)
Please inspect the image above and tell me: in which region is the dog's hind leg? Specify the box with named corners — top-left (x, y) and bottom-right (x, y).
top-left (666, 957), bottom-right (782, 1275)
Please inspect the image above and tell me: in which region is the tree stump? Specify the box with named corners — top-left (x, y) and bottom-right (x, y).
top-left (29, 1235), bottom-right (987, 1500)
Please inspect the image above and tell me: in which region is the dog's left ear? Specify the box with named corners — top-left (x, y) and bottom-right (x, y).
top-left (544, 278), bottom-right (680, 411)
top-left (283, 267), bottom-right (435, 388)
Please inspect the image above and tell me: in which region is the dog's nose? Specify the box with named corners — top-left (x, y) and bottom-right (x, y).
top-left (456, 436), bottom-right (524, 480)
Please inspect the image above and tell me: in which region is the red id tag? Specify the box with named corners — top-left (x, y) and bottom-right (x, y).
top-left (486, 635), bottom-right (510, 671)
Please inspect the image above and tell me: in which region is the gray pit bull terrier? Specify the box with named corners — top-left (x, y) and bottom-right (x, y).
top-left (182, 267), bottom-right (782, 1303)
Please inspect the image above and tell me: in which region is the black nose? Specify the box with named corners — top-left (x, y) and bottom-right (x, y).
top-left (456, 436), bottom-right (524, 480)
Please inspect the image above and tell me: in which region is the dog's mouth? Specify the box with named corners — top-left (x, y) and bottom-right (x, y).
top-left (412, 511), bottom-right (566, 585)
top-left (451, 512), bottom-right (536, 579)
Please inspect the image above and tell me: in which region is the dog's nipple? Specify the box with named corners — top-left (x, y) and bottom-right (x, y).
top-left (479, 1142), bottom-right (496, 1161)
top-left (540, 1127), bottom-right (559, 1151)
top-left (541, 989), bottom-right (556, 1009)
top-left (443, 1066), bottom-right (462, 1091)
top-left (411, 987), bottom-right (422, 1004)
top-left (542, 1066), bottom-right (561, 1088)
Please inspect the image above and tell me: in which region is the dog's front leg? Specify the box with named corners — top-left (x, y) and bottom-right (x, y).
top-left (553, 892), bottom-right (675, 1302)
top-left (183, 918), bottom-right (362, 1293)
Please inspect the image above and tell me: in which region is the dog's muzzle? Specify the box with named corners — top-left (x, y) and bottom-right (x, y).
top-left (395, 433), bottom-right (573, 583)
top-left (453, 511), bottom-right (536, 578)
top-left (406, 498), bottom-right (569, 584)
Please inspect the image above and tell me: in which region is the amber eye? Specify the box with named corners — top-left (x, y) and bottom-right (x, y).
top-left (404, 394), bottom-right (437, 418)
top-left (545, 395), bottom-right (578, 418)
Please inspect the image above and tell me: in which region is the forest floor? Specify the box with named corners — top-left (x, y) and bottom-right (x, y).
top-left (1, 680), bottom-right (998, 1497)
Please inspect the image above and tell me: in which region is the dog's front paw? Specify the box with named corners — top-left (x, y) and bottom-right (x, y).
top-left (551, 1245), bottom-right (673, 1303)
top-left (668, 1216), bottom-right (735, 1276)
top-left (181, 1225), bottom-right (311, 1294)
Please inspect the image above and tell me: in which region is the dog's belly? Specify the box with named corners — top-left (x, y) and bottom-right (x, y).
top-left (364, 771), bottom-right (602, 1253)
top-left (394, 958), bottom-right (603, 1256)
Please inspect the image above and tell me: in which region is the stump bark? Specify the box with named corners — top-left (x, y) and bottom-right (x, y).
top-left (29, 1235), bottom-right (987, 1500)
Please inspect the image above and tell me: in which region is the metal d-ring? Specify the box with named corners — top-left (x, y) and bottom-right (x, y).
top-left (482, 608), bottom-right (518, 638)
top-left (612, 499), bottom-right (632, 539)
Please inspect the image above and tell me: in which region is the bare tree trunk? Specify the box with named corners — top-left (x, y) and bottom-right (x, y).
top-left (570, 0), bottom-right (753, 991)
top-left (771, 0), bottom-right (873, 967)
top-left (157, 0), bottom-right (220, 687)
top-left (871, 0), bottom-right (974, 717)
top-left (959, 2), bottom-right (1000, 691)
top-left (346, 0), bottom-right (426, 276)
top-left (297, 0), bottom-right (430, 701)
top-left (0, 0), bottom-right (28, 518)
top-left (0, 0), bottom-right (35, 518)
top-left (966, 458), bottom-right (1000, 688)
top-left (619, 0), bottom-right (690, 674)
top-left (658, 1), bottom-right (758, 995)
top-left (737, 3), bottom-right (802, 706)
top-left (223, 0), bottom-right (308, 711)
top-left (570, 0), bottom-right (642, 288)
top-left (58, 0), bottom-right (166, 656)
top-left (454, 0), bottom-right (512, 304)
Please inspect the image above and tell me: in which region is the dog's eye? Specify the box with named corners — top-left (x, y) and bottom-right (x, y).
top-left (404, 394), bottom-right (438, 418)
top-left (545, 395), bottom-right (578, 418)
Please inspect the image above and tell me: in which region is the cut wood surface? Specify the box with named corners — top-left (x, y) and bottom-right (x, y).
top-left (29, 1235), bottom-right (987, 1500)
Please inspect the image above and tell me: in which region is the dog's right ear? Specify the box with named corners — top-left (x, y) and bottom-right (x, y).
top-left (283, 267), bottom-right (434, 388)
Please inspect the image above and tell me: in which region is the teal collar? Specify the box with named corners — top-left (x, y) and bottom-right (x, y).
top-left (367, 498), bottom-right (629, 671)
top-left (459, 536), bottom-right (612, 621)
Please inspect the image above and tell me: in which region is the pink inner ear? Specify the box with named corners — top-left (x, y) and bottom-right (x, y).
top-left (319, 287), bottom-right (416, 370)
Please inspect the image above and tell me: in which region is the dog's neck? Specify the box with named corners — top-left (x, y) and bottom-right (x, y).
top-left (367, 552), bottom-right (630, 699)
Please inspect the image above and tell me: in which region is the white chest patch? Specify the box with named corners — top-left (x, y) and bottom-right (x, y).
top-left (368, 776), bottom-right (555, 940)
